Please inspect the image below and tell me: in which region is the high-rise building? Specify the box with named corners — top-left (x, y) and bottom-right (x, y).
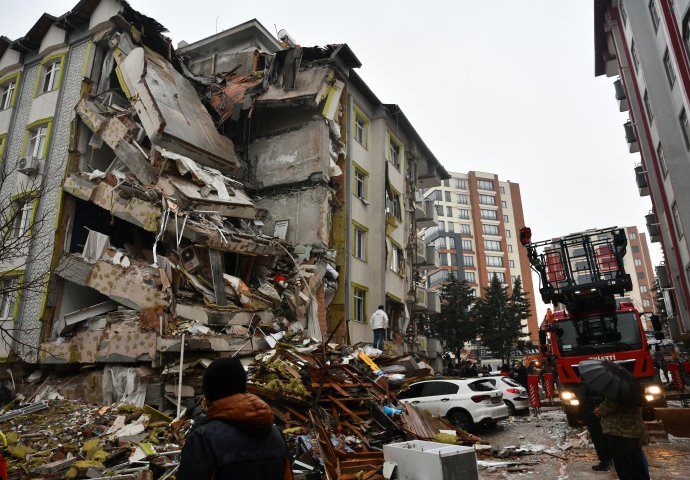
top-left (594, 0), bottom-right (690, 340)
top-left (622, 226), bottom-right (658, 323)
top-left (424, 171), bottom-right (539, 341)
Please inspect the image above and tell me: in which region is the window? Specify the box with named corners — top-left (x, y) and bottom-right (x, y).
top-left (632, 245), bottom-right (640, 253)
top-left (508, 245), bottom-right (513, 253)
top-left (482, 224), bottom-right (500, 235)
top-left (460, 224), bottom-right (471, 235)
top-left (448, 237), bottom-right (456, 249)
top-left (450, 255), bottom-right (458, 266)
top-left (353, 287), bottom-right (366, 322)
top-left (511, 275), bottom-right (517, 284)
top-left (479, 194), bottom-right (496, 205)
top-left (443, 179), bottom-right (450, 187)
top-left (447, 222), bottom-right (454, 233)
top-left (673, 202), bottom-right (684, 239)
top-left (486, 256), bottom-right (504, 267)
top-left (446, 206), bottom-right (453, 217)
top-left (640, 285), bottom-right (649, 293)
top-left (461, 239), bottom-right (472, 250)
top-left (634, 258), bottom-right (643, 266)
top-left (491, 272), bottom-right (506, 283)
top-left (439, 253), bottom-right (448, 266)
top-left (629, 232), bottom-right (637, 240)
top-left (644, 90), bottom-right (654, 123)
top-left (649, 1), bottom-right (660, 32)
top-left (505, 229), bottom-right (511, 238)
top-left (455, 178), bottom-right (467, 189)
top-left (427, 190), bottom-right (442, 201)
top-left (354, 112), bottom-right (368, 147)
top-left (457, 194), bottom-right (469, 204)
top-left (464, 271), bottom-right (476, 283)
top-left (428, 270), bottom-right (449, 286)
top-left (459, 209), bottom-right (470, 219)
top-left (480, 209), bottom-right (498, 220)
top-left (620, 0), bottom-right (627, 25)
top-left (637, 271), bottom-right (646, 280)
top-left (463, 255), bottom-right (475, 267)
top-left (1, 77), bottom-right (17, 110)
top-left (390, 243), bottom-right (404, 273)
top-left (681, 108), bottom-right (690, 150)
top-left (355, 167), bottom-right (367, 200)
top-left (386, 191), bottom-right (402, 221)
top-left (41, 58), bottom-right (62, 94)
top-left (500, 186), bottom-right (506, 194)
top-left (354, 226), bottom-right (367, 260)
top-left (389, 136), bottom-right (401, 170)
top-left (484, 240), bottom-right (501, 251)
top-left (444, 191), bottom-right (451, 202)
top-left (11, 195), bottom-right (35, 238)
top-left (435, 204), bottom-right (444, 216)
top-left (0, 277), bottom-right (19, 321)
top-left (509, 260), bottom-right (515, 268)
top-left (477, 179), bottom-right (494, 190)
top-left (664, 49), bottom-right (676, 88)
top-left (503, 215), bottom-right (509, 223)
top-left (26, 124), bottom-right (49, 159)
top-left (631, 41), bottom-right (639, 72)
top-left (657, 143), bottom-right (668, 177)
top-left (434, 237), bottom-right (446, 249)
top-left (501, 200), bottom-right (507, 208)
top-left (438, 221), bottom-right (445, 231)
top-left (643, 299), bottom-right (652, 307)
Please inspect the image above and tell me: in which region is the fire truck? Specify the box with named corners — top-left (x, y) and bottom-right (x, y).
top-left (520, 227), bottom-right (664, 425)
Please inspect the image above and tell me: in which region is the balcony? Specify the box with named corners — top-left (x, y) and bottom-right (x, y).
top-left (635, 165), bottom-right (649, 196)
top-left (624, 121), bottom-right (639, 153)
top-left (416, 198), bottom-right (438, 228)
top-left (427, 290), bottom-right (441, 314)
top-left (415, 287), bottom-right (428, 311)
top-left (656, 264), bottom-right (671, 289)
top-left (646, 212), bottom-right (661, 242)
top-left (614, 79), bottom-right (629, 112)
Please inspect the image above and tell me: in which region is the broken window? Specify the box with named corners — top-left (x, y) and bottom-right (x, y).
top-left (390, 243), bottom-right (405, 274)
top-left (355, 113), bottom-right (368, 147)
top-left (386, 191), bottom-right (402, 221)
top-left (355, 167), bottom-right (367, 200)
top-left (11, 196), bottom-right (35, 238)
top-left (389, 137), bottom-right (401, 170)
top-left (353, 287), bottom-right (366, 322)
top-left (42, 58), bottom-right (62, 93)
top-left (354, 226), bottom-right (367, 260)
top-left (1, 77), bottom-right (16, 110)
top-left (0, 277), bottom-right (19, 321)
top-left (26, 124), bottom-right (49, 159)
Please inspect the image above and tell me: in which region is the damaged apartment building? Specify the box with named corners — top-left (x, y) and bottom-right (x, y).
top-left (0, 0), bottom-right (447, 392)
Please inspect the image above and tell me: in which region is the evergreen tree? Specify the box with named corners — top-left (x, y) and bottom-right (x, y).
top-left (474, 274), bottom-right (511, 363)
top-left (506, 276), bottom-right (531, 358)
top-left (420, 272), bottom-right (476, 362)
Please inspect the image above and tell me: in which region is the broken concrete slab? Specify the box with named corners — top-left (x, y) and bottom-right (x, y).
top-left (175, 304), bottom-right (274, 326)
top-left (157, 335), bottom-right (268, 354)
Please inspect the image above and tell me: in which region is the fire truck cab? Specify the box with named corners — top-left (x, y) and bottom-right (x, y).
top-left (521, 227), bottom-right (664, 425)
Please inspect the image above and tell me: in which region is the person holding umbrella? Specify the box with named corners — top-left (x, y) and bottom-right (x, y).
top-left (580, 359), bottom-right (650, 480)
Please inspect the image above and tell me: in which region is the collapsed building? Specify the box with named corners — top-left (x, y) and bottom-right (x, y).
top-left (0, 0), bottom-right (447, 407)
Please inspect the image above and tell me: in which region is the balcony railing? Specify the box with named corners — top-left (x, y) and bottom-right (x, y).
top-left (635, 165), bottom-right (649, 197)
top-left (624, 121), bottom-right (639, 153)
top-left (645, 212), bottom-right (661, 242)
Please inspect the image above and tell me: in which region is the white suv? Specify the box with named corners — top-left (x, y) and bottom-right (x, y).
top-left (397, 378), bottom-right (509, 431)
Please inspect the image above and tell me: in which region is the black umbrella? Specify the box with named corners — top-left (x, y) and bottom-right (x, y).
top-left (578, 359), bottom-right (640, 405)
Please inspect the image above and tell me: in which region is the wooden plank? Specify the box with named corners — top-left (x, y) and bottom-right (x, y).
top-left (208, 249), bottom-right (227, 306)
top-left (328, 396), bottom-right (365, 423)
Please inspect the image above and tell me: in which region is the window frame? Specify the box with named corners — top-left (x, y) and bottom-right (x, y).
top-left (0, 72), bottom-right (21, 111)
top-left (352, 284), bottom-right (368, 323)
top-left (478, 194), bottom-right (496, 206)
top-left (631, 41), bottom-right (639, 72)
top-left (354, 164), bottom-right (368, 200)
top-left (353, 107), bottom-right (369, 148)
top-left (480, 209), bottom-right (498, 221)
top-left (463, 255), bottom-right (475, 267)
top-left (386, 187), bottom-right (403, 222)
top-left (389, 239), bottom-right (405, 274)
top-left (484, 239), bottom-right (501, 251)
top-left (353, 223), bottom-right (368, 261)
top-left (482, 224), bottom-right (500, 235)
top-left (8, 191), bottom-right (39, 239)
top-left (388, 131), bottom-right (403, 171)
top-left (455, 178), bottom-right (467, 190)
top-left (461, 239), bottom-right (472, 251)
top-left (680, 108), bottom-right (690, 150)
top-left (673, 202), bottom-right (684, 239)
top-left (649, 1), bottom-right (660, 32)
top-left (486, 255), bottom-right (504, 267)
top-left (457, 193), bottom-right (469, 204)
top-left (643, 90), bottom-right (654, 123)
top-left (464, 271), bottom-right (476, 283)
top-left (23, 118), bottom-right (53, 160)
top-left (657, 143), bottom-right (668, 178)
top-left (0, 272), bottom-right (23, 322)
top-left (477, 179), bottom-right (494, 191)
top-left (460, 223), bottom-right (471, 235)
top-left (34, 52), bottom-right (66, 97)
top-left (663, 48), bottom-right (676, 88)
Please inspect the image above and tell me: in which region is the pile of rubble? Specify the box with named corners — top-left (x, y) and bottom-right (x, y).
top-left (1, 342), bottom-right (479, 479)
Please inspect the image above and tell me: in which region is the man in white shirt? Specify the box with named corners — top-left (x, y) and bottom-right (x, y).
top-left (369, 305), bottom-right (388, 350)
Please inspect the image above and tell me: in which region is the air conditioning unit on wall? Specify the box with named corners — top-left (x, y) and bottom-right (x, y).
top-left (17, 156), bottom-right (40, 175)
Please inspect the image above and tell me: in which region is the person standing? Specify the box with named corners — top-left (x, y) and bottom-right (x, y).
top-left (178, 358), bottom-right (293, 480)
top-left (583, 385), bottom-right (612, 471)
top-left (594, 381), bottom-right (650, 480)
top-left (369, 305), bottom-right (388, 350)
top-left (516, 361), bottom-right (528, 389)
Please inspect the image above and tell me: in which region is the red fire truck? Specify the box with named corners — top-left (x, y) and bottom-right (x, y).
top-left (520, 227), bottom-right (664, 425)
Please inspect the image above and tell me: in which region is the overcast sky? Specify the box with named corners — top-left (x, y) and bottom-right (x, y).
top-left (1, 1), bottom-right (661, 319)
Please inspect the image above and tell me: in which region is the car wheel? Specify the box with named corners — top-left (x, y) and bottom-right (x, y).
top-left (448, 410), bottom-right (473, 431)
top-left (504, 400), bottom-right (516, 416)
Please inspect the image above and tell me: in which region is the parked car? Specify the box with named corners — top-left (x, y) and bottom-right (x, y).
top-left (483, 376), bottom-right (529, 414)
top-left (397, 378), bottom-right (509, 431)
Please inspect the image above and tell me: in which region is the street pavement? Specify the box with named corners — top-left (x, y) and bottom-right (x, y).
top-left (475, 407), bottom-right (690, 479)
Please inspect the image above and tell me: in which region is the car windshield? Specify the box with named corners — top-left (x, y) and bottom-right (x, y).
top-left (555, 311), bottom-right (643, 357)
top-left (501, 377), bottom-right (521, 388)
top-left (467, 379), bottom-right (496, 392)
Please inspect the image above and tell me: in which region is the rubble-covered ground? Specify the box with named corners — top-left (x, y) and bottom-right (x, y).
top-left (477, 407), bottom-right (690, 479)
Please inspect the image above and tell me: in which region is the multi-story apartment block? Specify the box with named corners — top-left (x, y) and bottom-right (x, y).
top-left (622, 226), bottom-right (658, 321)
top-left (0, 1), bottom-right (446, 367)
top-left (424, 171), bottom-right (539, 341)
top-left (594, 0), bottom-right (690, 340)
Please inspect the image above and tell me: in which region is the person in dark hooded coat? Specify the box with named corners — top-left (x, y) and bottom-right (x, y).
top-left (177, 357), bottom-right (293, 480)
